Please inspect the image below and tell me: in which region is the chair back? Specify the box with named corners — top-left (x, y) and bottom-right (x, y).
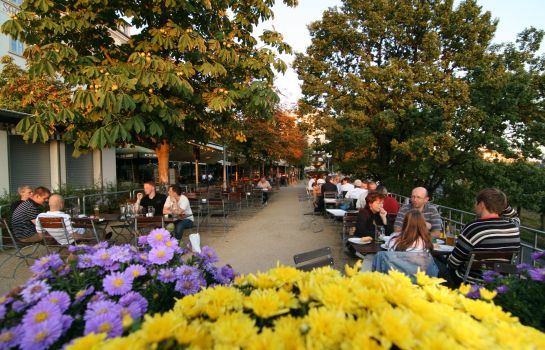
top-left (463, 249), bottom-right (520, 283)
top-left (37, 217), bottom-right (72, 253)
top-left (0, 219), bottom-right (16, 248)
top-left (134, 216), bottom-right (164, 230)
top-left (293, 247), bottom-right (334, 271)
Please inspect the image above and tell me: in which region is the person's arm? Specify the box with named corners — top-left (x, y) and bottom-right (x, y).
top-left (447, 225), bottom-right (473, 271)
top-left (393, 206), bottom-right (407, 232)
top-left (429, 206), bottom-right (443, 237)
top-left (163, 196), bottom-right (172, 214)
top-left (135, 192), bottom-right (143, 208)
top-left (502, 206), bottom-right (520, 227)
top-left (378, 208), bottom-right (387, 225)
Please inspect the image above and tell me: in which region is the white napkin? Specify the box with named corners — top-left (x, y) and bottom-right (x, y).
top-left (189, 233), bottom-right (201, 253)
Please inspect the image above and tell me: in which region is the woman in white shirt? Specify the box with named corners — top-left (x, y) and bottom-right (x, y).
top-left (386, 209), bottom-right (433, 253)
top-left (163, 184), bottom-right (194, 239)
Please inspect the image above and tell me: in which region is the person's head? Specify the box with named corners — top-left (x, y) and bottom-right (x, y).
top-left (31, 186), bottom-right (51, 205)
top-left (475, 188), bottom-right (507, 217)
top-left (168, 184), bottom-right (182, 198)
top-left (368, 181), bottom-right (377, 191)
top-left (143, 181), bottom-right (156, 195)
top-left (48, 194), bottom-right (64, 211)
top-left (18, 186), bottom-right (33, 201)
top-left (411, 187), bottom-right (429, 210)
top-left (365, 192), bottom-right (385, 213)
top-left (353, 179), bottom-right (363, 188)
top-left (342, 177), bottom-right (350, 184)
top-left (376, 185), bottom-right (388, 195)
top-left (325, 175), bottom-right (332, 183)
top-left (395, 209), bottom-right (433, 252)
top-left (361, 181), bottom-right (369, 190)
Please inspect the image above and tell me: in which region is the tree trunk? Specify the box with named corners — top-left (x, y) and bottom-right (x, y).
top-left (155, 141), bottom-right (170, 185)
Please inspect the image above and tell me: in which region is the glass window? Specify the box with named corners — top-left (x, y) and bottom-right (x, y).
top-left (9, 38), bottom-right (24, 56)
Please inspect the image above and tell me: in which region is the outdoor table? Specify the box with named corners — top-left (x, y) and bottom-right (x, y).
top-left (349, 239), bottom-right (454, 256)
top-left (326, 208), bottom-right (346, 218)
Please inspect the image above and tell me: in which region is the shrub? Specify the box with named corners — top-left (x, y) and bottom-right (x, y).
top-left (0, 228), bottom-right (235, 349)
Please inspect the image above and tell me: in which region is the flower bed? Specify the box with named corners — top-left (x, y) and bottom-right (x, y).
top-left (462, 251), bottom-right (545, 331)
top-left (0, 228), bottom-right (235, 349)
top-left (70, 262), bottom-right (545, 349)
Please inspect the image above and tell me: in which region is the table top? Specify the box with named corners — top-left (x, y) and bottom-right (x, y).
top-left (326, 209), bottom-right (347, 217)
top-left (348, 239), bottom-right (454, 256)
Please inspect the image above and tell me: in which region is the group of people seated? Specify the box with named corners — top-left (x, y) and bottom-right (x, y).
top-left (8, 181), bottom-right (196, 246)
top-left (352, 184), bottom-right (520, 287)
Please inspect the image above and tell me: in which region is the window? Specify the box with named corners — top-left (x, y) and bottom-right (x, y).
top-left (9, 38), bottom-right (24, 56)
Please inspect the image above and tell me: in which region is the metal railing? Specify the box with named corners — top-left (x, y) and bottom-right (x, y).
top-left (391, 192), bottom-right (544, 263)
top-left (82, 190), bottom-right (130, 215)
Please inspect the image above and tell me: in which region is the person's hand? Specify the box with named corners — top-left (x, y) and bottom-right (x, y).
top-left (425, 221), bottom-right (432, 230)
top-left (136, 193), bottom-right (143, 201)
top-left (379, 208), bottom-right (387, 216)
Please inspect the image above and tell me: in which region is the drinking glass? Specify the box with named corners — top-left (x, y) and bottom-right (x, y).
top-left (148, 206), bottom-right (155, 217)
top-left (93, 204), bottom-right (100, 218)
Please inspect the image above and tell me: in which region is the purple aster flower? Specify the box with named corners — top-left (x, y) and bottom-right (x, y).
top-left (495, 285), bottom-right (509, 294)
top-left (0, 304), bottom-right (5, 320)
top-left (148, 246), bottom-right (174, 265)
top-left (465, 285), bottom-right (482, 299)
top-left (0, 296), bottom-right (13, 306)
top-left (124, 264), bottom-right (147, 279)
top-left (214, 265), bottom-right (236, 284)
top-left (109, 245), bottom-right (134, 263)
top-left (137, 235), bottom-right (148, 246)
top-left (74, 286), bottom-right (95, 304)
top-left (158, 268), bottom-right (177, 283)
top-left (22, 300), bottom-right (62, 328)
top-left (61, 315), bottom-right (73, 334)
top-left (77, 253), bottom-right (95, 269)
top-left (147, 228), bottom-right (171, 248)
top-left (43, 291), bottom-right (71, 312)
top-left (196, 246), bottom-right (219, 264)
top-left (527, 267), bottom-right (545, 282)
top-left (163, 237), bottom-right (182, 253)
top-left (0, 325), bottom-right (21, 349)
top-left (531, 251), bottom-right (545, 261)
top-left (68, 244), bottom-right (91, 254)
top-left (85, 300), bottom-right (121, 321)
top-left (103, 272), bottom-right (133, 296)
top-left (21, 280), bottom-right (50, 304)
top-left (516, 263), bottom-right (531, 273)
top-left (175, 276), bottom-right (201, 295)
top-left (93, 248), bottom-right (115, 268)
top-left (84, 313), bottom-right (123, 339)
top-left (30, 254), bottom-right (64, 275)
top-left (20, 317), bottom-right (63, 350)
top-left (12, 300), bottom-right (27, 313)
top-left (58, 265), bottom-right (72, 277)
top-left (105, 262), bottom-right (121, 272)
top-left (175, 265), bottom-right (200, 280)
top-left (119, 292), bottom-right (148, 319)
top-left (482, 270), bottom-right (499, 283)
top-left (94, 241), bottom-right (109, 250)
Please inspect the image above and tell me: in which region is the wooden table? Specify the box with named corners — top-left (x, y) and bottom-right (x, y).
top-left (349, 239), bottom-right (455, 256)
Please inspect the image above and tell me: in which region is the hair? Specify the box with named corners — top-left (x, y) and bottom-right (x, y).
top-left (169, 184), bottom-right (182, 196)
top-left (376, 185), bottom-right (388, 195)
top-left (343, 177), bottom-right (350, 183)
top-left (325, 175), bottom-right (332, 182)
top-left (365, 192), bottom-right (385, 207)
top-left (18, 185), bottom-right (32, 195)
top-left (143, 180), bottom-right (155, 187)
top-left (394, 210), bottom-right (433, 252)
top-left (475, 188), bottom-right (507, 215)
top-left (33, 186), bottom-right (51, 197)
top-left (48, 194), bottom-right (64, 210)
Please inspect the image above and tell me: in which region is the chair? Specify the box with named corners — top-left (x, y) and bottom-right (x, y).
top-left (462, 249), bottom-right (520, 283)
top-left (0, 219), bottom-right (40, 278)
top-left (323, 191), bottom-right (338, 209)
top-left (206, 199), bottom-right (229, 233)
top-left (71, 218), bottom-right (101, 242)
top-left (293, 247), bottom-right (334, 271)
top-left (227, 192), bottom-right (242, 220)
top-left (342, 212), bottom-right (359, 249)
top-left (37, 217), bottom-right (73, 256)
top-left (134, 216), bottom-right (164, 240)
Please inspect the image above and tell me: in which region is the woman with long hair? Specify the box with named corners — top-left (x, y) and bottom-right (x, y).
top-left (386, 209), bottom-right (433, 252)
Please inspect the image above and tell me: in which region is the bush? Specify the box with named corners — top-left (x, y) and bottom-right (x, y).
top-left (69, 263), bottom-right (545, 349)
top-left (462, 252), bottom-right (545, 331)
top-left (0, 228), bottom-right (235, 349)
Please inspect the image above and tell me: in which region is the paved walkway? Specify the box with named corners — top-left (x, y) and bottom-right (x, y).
top-left (0, 182), bottom-right (353, 294)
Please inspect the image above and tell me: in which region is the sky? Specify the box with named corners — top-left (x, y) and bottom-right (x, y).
top-left (256, 0), bottom-right (545, 107)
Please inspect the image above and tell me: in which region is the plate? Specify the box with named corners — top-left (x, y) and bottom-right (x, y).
top-left (437, 245), bottom-right (454, 252)
top-left (380, 243), bottom-right (388, 250)
top-left (348, 237), bottom-right (372, 245)
top-left (435, 239), bottom-right (445, 244)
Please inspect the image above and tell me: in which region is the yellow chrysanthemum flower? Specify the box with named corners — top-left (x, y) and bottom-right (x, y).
top-left (458, 283), bottom-right (472, 295)
top-left (244, 289), bottom-right (289, 319)
top-left (415, 269), bottom-right (446, 286)
top-left (66, 332), bottom-right (106, 350)
top-left (210, 312), bottom-right (257, 347)
top-left (138, 312), bottom-right (181, 344)
top-left (344, 259), bottom-right (363, 277)
top-left (479, 288), bottom-right (497, 301)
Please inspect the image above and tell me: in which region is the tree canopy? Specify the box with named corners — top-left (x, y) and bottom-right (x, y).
top-left (2, 0), bottom-right (298, 182)
top-left (294, 0), bottom-right (545, 202)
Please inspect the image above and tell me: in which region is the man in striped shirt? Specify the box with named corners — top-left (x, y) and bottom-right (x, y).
top-left (394, 187), bottom-right (443, 237)
top-left (447, 188), bottom-right (520, 285)
top-left (11, 186), bottom-right (50, 242)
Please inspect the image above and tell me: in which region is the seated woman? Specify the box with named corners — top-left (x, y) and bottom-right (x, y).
top-left (386, 209), bottom-right (433, 253)
top-left (312, 181), bottom-right (321, 209)
top-left (355, 192), bottom-right (387, 238)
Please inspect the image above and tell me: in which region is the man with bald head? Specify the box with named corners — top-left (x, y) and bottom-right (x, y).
top-left (35, 194), bottom-right (89, 245)
top-left (393, 187), bottom-right (443, 237)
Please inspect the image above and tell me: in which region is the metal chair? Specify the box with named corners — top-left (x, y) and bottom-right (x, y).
top-left (0, 219), bottom-right (40, 278)
top-left (206, 199), bottom-right (229, 233)
top-left (37, 217), bottom-right (73, 256)
top-left (342, 211), bottom-right (359, 249)
top-left (71, 217), bottom-right (101, 242)
top-left (462, 249), bottom-right (520, 283)
top-left (293, 247), bottom-right (334, 271)
top-left (134, 216), bottom-right (164, 241)
top-left (323, 191), bottom-right (338, 209)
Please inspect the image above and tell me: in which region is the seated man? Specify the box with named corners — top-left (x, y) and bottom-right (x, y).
top-left (12, 186), bottom-right (51, 242)
top-left (446, 188), bottom-right (520, 286)
top-left (135, 181), bottom-right (167, 215)
top-left (10, 185), bottom-right (33, 213)
top-left (163, 184), bottom-right (194, 240)
top-left (256, 176), bottom-right (272, 204)
top-left (394, 187), bottom-right (442, 238)
top-left (347, 180), bottom-right (368, 209)
top-left (35, 194), bottom-right (89, 245)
